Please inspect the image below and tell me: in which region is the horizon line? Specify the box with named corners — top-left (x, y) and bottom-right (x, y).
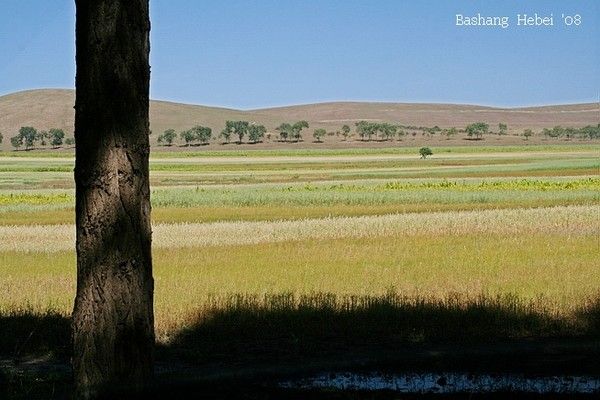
top-left (2, 87), bottom-right (599, 112)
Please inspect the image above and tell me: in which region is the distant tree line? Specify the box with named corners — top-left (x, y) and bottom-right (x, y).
top-left (276, 121), bottom-right (309, 142)
top-left (157, 120), bottom-right (297, 146)
top-left (6, 121), bottom-right (599, 151)
top-left (541, 125), bottom-right (600, 140)
top-left (140, 119), bottom-right (600, 147)
top-left (7, 126), bottom-right (73, 150)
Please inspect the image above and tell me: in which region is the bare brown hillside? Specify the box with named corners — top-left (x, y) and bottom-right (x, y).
top-left (0, 89), bottom-right (598, 150)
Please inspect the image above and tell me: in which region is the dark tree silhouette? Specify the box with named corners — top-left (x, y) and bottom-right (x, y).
top-left (72, 0), bottom-right (154, 397)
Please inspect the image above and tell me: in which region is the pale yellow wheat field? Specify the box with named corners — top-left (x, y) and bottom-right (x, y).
top-left (0, 205), bottom-right (597, 253)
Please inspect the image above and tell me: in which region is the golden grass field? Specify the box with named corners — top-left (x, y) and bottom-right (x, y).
top-left (0, 144), bottom-right (599, 346)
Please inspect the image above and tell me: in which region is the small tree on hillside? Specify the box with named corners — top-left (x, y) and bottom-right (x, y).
top-left (355, 121), bottom-right (377, 141)
top-left (378, 123), bottom-right (397, 141)
top-left (276, 122), bottom-right (292, 142)
top-left (37, 130), bottom-right (49, 146)
top-left (341, 124), bottom-right (351, 141)
top-left (19, 126), bottom-right (38, 150)
top-left (158, 128), bottom-right (177, 146)
top-left (65, 137), bottom-right (75, 146)
top-left (180, 129), bottom-right (195, 146)
top-left (396, 129), bottom-right (405, 141)
top-left (498, 123), bottom-right (508, 135)
top-left (465, 122), bottom-right (488, 139)
top-left (247, 124), bottom-right (266, 143)
top-left (221, 120), bottom-right (248, 144)
top-left (550, 126), bottom-right (564, 138)
top-left (522, 129), bottom-right (533, 141)
top-left (219, 128), bottom-right (232, 144)
top-left (579, 124), bottom-right (600, 140)
top-left (291, 120), bottom-right (309, 142)
top-left (232, 120), bottom-right (249, 143)
top-left (190, 125), bottom-right (212, 144)
top-left (313, 128), bottom-right (326, 143)
top-left (10, 135), bottom-right (23, 150)
top-left (445, 127), bottom-right (458, 140)
top-left (49, 128), bottom-right (66, 148)
top-left (419, 147), bottom-right (433, 159)
top-left (0, 132), bottom-right (3, 144)
top-left (275, 122), bottom-right (292, 142)
top-left (564, 127), bottom-right (577, 140)
top-left (221, 121), bottom-right (234, 144)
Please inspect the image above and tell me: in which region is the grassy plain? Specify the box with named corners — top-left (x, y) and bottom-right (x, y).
top-left (0, 144), bottom-right (599, 356)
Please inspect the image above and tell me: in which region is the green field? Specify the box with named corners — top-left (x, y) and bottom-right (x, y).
top-left (0, 144), bottom-right (599, 351)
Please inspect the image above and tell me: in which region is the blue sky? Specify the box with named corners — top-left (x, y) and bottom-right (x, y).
top-left (0, 0), bottom-right (598, 108)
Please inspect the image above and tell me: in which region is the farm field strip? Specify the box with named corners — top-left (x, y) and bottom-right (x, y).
top-left (1, 175), bottom-right (598, 227)
top-left (1, 205), bottom-right (597, 253)
top-left (146, 150), bottom-right (600, 163)
top-left (3, 176), bottom-right (598, 199)
top-left (0, 146), bottom-right (597, 165)
top-left (0, 155), bottom-right (596, 190)
top-left (3, 176), bottom-right (598, 198)
top-left (1, 143), bottom-right (598, 159)
top-left (2, 200), bottom-right (596, 227)
top-left (1, 196), bottom-right (598, 223)
top-left (0, 154), bottom-right (596, 172)
top-left (0, 159), bottom-right (596, 185)
top-left (1, 174), bottom-right (597, 193)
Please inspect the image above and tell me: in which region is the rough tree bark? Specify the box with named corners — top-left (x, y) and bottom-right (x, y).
top-left (72, 0), bottom-right (153, 397)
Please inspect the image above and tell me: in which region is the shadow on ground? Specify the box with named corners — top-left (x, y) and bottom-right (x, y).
top-left (1, 293), bottom-right (599, 398)
top-left (162, 292), bottom-right (599, 362)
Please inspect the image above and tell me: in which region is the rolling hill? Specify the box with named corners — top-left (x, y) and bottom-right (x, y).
top-left (0, 89), bottom-right (598, 150)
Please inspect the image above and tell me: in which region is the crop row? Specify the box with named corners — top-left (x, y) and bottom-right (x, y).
top-left (1, 205), bottom-right (597, 253)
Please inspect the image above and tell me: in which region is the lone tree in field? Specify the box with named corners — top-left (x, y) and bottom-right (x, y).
top-left (313, 128), bottom-right (326, 143)
top-left (419, 147), bottom-right (433, 159)
top-left (0, 132), bottom-right (3, 144)
top-left (72, 0), bottom-right (154, 397)
top-left (522, 129), bottom-right (533, 141)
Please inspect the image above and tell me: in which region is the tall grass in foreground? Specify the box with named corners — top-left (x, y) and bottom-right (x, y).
top-left (167, 291), bottom-right (600, 362)
top-left (1, 292), bottom-right (599, 363)
top-left (2, 232), bottom-right (598, 342)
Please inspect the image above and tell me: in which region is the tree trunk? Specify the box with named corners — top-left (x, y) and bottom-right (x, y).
top-left (72, 0), bottom-right (153, 397)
